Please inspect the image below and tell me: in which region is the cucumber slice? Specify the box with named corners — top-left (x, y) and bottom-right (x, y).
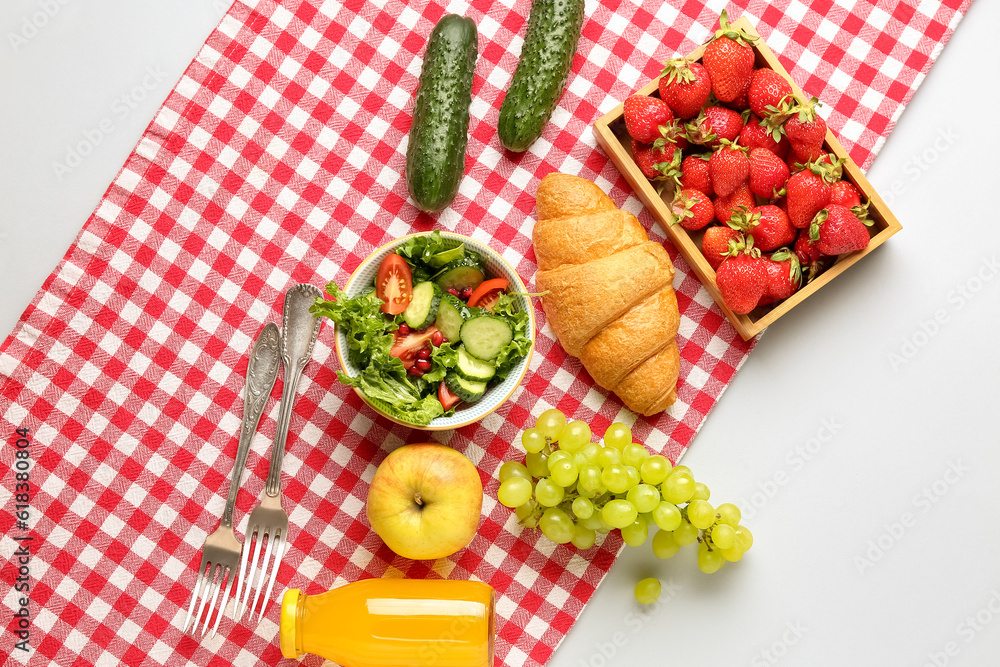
top-left (460, 316), bottom-right (513, 361)
top-left (435, 264), bottom-right (485, 292)
top-left (456, 345), bottom-right (496, 382)
top-left (427, 243), bottom-right (465, 268)
top-left (434, 296), bottom-right (465, 342)
top-left (402, 282), bottom-right (441, 330)
top-left (445, 372), bottom-right (487, 403)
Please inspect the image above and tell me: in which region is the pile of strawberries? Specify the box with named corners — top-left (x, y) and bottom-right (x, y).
top-left (622, 11), bottom-right (872, 315)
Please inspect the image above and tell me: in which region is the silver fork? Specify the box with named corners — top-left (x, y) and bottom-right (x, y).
top-left (183, 322), bottom-right (281, 637)
top-left (234, 283), bottom-right (323, 624)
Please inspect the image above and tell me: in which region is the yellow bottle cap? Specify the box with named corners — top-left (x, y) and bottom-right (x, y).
top-left (279, 588), bottom-right (301, 659)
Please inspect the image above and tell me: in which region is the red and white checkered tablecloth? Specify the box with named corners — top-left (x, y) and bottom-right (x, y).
top-left (0, 0), bottom-right (971, 664)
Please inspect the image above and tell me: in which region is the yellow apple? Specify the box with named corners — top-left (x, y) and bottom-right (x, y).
top-left (367, 443), bottom-right (483, 560)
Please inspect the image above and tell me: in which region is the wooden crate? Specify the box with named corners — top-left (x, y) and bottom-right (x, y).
top-left (593, 16), bottom-right (902, 340)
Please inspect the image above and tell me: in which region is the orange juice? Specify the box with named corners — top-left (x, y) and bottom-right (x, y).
top-left (279, 578), bottom-right (495, 667)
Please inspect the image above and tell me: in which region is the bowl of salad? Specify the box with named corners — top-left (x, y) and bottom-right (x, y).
top-left (312, 231), bottom-right (535, 430)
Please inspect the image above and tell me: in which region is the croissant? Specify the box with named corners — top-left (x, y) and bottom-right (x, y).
top-left (533, 173), bottom-right (680, 415)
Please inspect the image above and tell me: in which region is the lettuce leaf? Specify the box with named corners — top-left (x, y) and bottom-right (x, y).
top-left (337, 367), bottom-right (444, 425)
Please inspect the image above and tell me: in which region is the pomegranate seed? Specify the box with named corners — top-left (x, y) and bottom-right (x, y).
top-left (447, 287), bottom-right (460, 297)
top-left (440, 336), bottom-right (449, 344)
top-left (417, 347), bottom-right (432, 360)
top-left (397, 323), bottom-right (410, 336)
top-left (460, 287), bottom-right (474, 300)
top-left (408, 366), bottom-right (424, 376)
top-left (415, 359), bottom-right (432, 371)
top-left (431, 331), bottom-right (444, 346)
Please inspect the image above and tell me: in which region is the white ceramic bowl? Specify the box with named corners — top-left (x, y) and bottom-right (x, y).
top-left (335, 232), bottom-right (535, 431)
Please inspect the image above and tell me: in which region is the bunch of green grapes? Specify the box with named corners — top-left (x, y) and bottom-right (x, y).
top-left (497, 409), bottom-right (753, 594)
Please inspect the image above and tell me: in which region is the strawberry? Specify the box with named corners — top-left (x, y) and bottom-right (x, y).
top-left (631, 138), bottom-right (679, 181)
top-left (659, 59), bottom-right (713, 119)
top-left (829, 180), bottom-right (862, 208)
top-left (748, 147), bottom-right (789, 199)
top-left (794, 228), bottom-right (829, 282)
top-left (739, 114), bottom-right (790, 159)
top-left (702, 226), bottom-right (743, 271)
top-left (758, 249), bottom-right (801, 305)
top-left (732, 204), bottom-right (794, 251)
top-left (623, 95), bottom-right (675, 144)
top-left (710, 142), bottom-right (750, 196)
top-left (679, 153), bottom-right (714, 197)
top-left (784, 97), bottom-right (827, 163)
top-left (722, 74), bottom-right (752, 111)
top-left (714, 182), bottom-right (755, 225)
top-left (669, 188), bottom-right (715, 230)
top-left (702, 10), bottom-right (757, 103)
top-left (716, 252), bottom-right (768, 314)
top-left (785, 164), bottom-right (833, 228)
top-left (686, 105), bottom-right (744, 148)
top-left (748, 68), bottom-right (794, 122)
top-left (809, 205), bottom-right (870, 255)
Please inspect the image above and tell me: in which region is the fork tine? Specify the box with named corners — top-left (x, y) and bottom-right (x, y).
top-left (183, 559), bottom-right (209, 633)
top-left (256, 532), bottom-right (286, 623)
top-left (237, 527), bottom-right (265, 619)
top-left (249, 530), bottom-right (277, 621)
top-left (201, 564), bottom-right (229, 638)
top-left (193, 563), bottom-right (220, 635)
top-left (233, 526), bottom-right (254, 620)
top-left (210, 572), bottom-right (235, 639)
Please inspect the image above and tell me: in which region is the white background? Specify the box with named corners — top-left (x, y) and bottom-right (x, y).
top-left (2, 1), bottom-right (999, 666)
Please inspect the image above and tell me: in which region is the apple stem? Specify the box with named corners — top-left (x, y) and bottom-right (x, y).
top-left (414, 492), bottom-right (424, 507)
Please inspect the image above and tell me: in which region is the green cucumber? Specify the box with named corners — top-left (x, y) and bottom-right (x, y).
top-left (456, 345), bottom-right (496, 382)
top-left (445, 372), bottom-right (487, 403)
top-left (435, 254), bottom-right (485, 292)
top-left (434, 295), bottom-right (466, 342)
top-left (406, 15), bottom-right (479, 212)
top-left (497, 0), bottom-right (585, 152)
top-left (402, 282), bottom-right (441, 330)
top-left (460, 316), bottom-right (513, 361)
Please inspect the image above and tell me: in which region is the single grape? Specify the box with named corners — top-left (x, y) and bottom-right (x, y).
top-left (668, 465), bottom-right (691, 477)
top-left (572, 451), bottom-right (591, 469)
top-left (499, 460), bottom-right (531, 483)
top-left (604, 422), bottom-right (632, 451)
top-left (525, 451), bottom-right (550, 478)
top-left (601, 464), bottom-right (630, 494)
top-left (595, 447), bottom-right (622, 469)
top-left (673, 519), bottom-right (699, 546)
top-left (572, 496), bottom-right (594, 520)
top-left (622, 443), bottom-right (649, 468)
top-left (558, 421), bottom-right (592, 453)
top-left (711, 523), bottom-right (736, 550)
top-left (735, 525), bottom-right (754, 551)
top-left (498, 477), bottom-right (533, 508)
top-left (720, 543), bottom-right (745, 562)
top-left (661, 472), bottom-right (695, 504)
top-left (578, 512), bottom-right (604, 531)
top-left (571, 524), bottom-right (596, 550)
top-left (698, 543), bottom-right (724, 574)
top-left (539, 507), bottom-right (575, 544)
top-left (593, 514), bottom-right (613, 533)
top-left (550, 459), bottom-right (579, 487)
top-left (536, 409), bottom-right (567, 441)
top-left (692, 482), bottom-right (711, 501)
top-left (626, 484), bottom-right (660, 514)
top-left (577, 464), bottom-right (603, 496)
top-left (622, 465), bottom-right (640, 490)
top-left (601, 499), bottom-right (638, 529)
top-left (521, 427), bottom-right (547, 454)
top-left (716, 503), bottom-right (742, 527)
top-left (580, 442), bottom-right (601, 463)
top-left (651, 501), bottom-right (682, 531)
top-left (687, 499), bottom-right (716, 530)
top-left (621, 517), bottom-right (649, 546)
top-left (640, 455), bottom-right (671, 485)
top-left (634, 577), bottom-right (661, 605)
top-left (546, 450), bottom-right (571, 471)
top-left (534, 478), bottom-right (565, 507)
top-left (515, 500), bottom-right (540, 527)
top-left (652, 529), bottom-right (680, 559)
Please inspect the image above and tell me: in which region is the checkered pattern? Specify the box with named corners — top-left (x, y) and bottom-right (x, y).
top-left (0, 0), bottom-right (969, 665)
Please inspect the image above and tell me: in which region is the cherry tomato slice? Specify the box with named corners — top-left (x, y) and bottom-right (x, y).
top-left (438, 381), bottom-right (461, 411)
top-left (467, 278), bottom-right (509, 311)
top-left (376, 254), bottom-right (413, 315)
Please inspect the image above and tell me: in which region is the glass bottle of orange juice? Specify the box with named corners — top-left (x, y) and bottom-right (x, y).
top-left (279, 578), bottom-right (495, 667)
